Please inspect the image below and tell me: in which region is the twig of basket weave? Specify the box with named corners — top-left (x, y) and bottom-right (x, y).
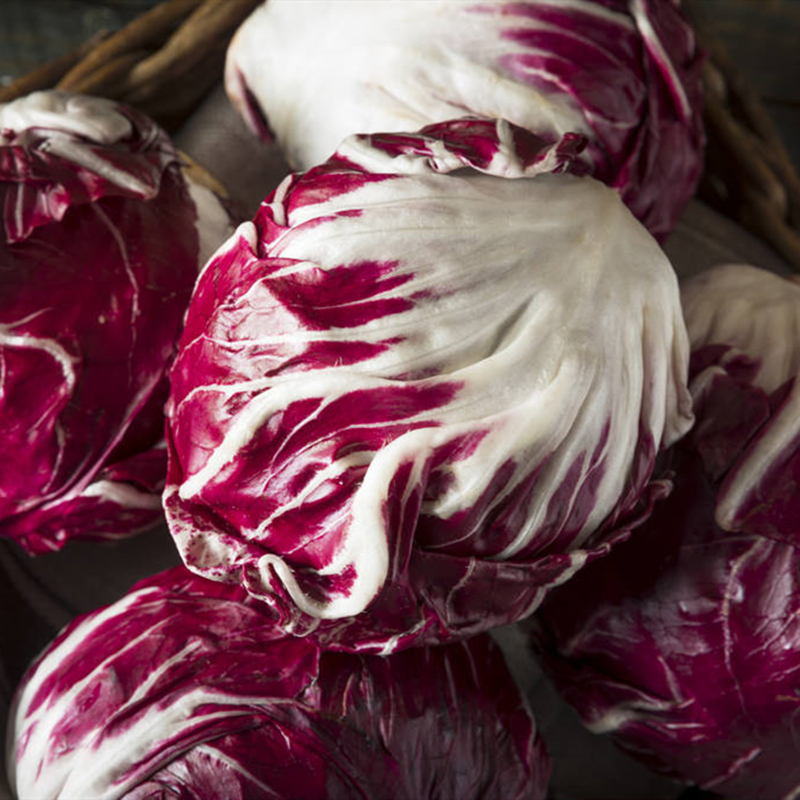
top-left (128, 40), bottom-right (229, 131)
top-left (56, 0), bottom-right (203, 93)
top-left (695, 28), bottom-right (800, 270)
top-left (707, 39), bottom-right (800, 228)
top-left (60, 50), bottom-right (150, 99)
top-left (119, 0), bottom-right (261, 105)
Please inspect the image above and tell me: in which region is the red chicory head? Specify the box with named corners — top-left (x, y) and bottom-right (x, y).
top-left (0, 91), bottom-right (234, 554)
top-left (164, 118), bottom-right (693, 653)
top-left (226, 0), bottom-right (704, 239)
top-left (8, 564), bottom-right (549, 799)
top-left (531, 264), bottom-right (800, 800)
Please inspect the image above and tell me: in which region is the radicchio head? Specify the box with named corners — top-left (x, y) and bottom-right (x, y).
top-left (164, 118), bottom-right (693, 654)
top-left (225, 0), bottom-right (704, 239)
top-left (531, 264), bottom-right (800, 800)
top-left (0, 91), bottom-right (234, 554)
top-left (9, 565), bottom-right (549, 799)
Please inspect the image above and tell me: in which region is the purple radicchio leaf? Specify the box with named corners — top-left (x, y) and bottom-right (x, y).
top-left (0, 91), bottom-right (233, 554)
top-left (225, 0), bottom-right (704, 239)
top-left (9, 565), bottom-right (549, 800)
top-left (530, 263), bottom-right (800, 800)
top-left (164, 118), bottom-right (693, 653)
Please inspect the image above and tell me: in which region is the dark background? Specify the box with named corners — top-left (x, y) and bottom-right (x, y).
top-left (0, 1), bottom-right (160, 78)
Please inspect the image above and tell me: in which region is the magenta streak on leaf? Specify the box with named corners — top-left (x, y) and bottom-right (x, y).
top-left (262, 338), bottom-right (404, 376)
top-left (486, 0), bottom-right (701, 239)
top-left (536, 452), bottom-right (593, 555)
top-left (357, 118), bottom-right (588, 177)
top-left (534, 447), bottom-right (800, 800)
top-left (230, 65), bottom-right (275, 143)
top-left (260, 259), bottom-right (414, 330)
top-left (276, 166), bottom-right (397, 221)
top-left (1, 117), bottom-right (170, 242)
top-left (176, 259), bottom-right (305, 357)
top-left (480, 1), bottom-right (633, 37)
top-left (689, 343), bottom-right (734, 380)
top-left (186, 382), bottom-right (464, 563)
top-left (384, 458), bottom-right (425, 582)
top-left (263, 433), bottom-right (654, 655)
top-left (0, 489), bottom-right (165, 554)
top-left (689, 369), bottom-right (771, 483)
top-left (418, 420), bottom-right (613, 561)
top-left (530, 294), bottom-right (800, 800)
top-left (689, 344), bottom-right (763, 388)
top-left (501, 46), bottom-right (642, 122)
top-left (499, 12), bottom-right (637, 62)
top-left (416, 457), bottom-right (522, 557)
top-left (365, 125), bottom-right (502, 172)
top-left (0, 190), bottom-right (193, 497)
top-left (530, 130), bottom-right (590, 175)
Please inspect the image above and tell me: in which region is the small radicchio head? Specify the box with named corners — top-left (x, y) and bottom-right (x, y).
top-left (225, 0), bottom-right (704, 240)
top-left (0, 91), bottom-right (235, 555)
top-left (8, 565), bottom-right (549, 800)
top-left (530, 264), bottom-right (800, 800)
top-left (164, 118), bottom-right (693, 654)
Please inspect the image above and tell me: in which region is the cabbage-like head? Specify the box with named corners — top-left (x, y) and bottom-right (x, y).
top-left (225, 0), bottom-right (704, 239)
top-left (0, 91), bottom-right (233, 554)
top-left (8, 565), bottom-right (549, 800)
top-left (164, 118), bottom-right (692, 653)
top-left (532, 264), bottom-right (800, 800)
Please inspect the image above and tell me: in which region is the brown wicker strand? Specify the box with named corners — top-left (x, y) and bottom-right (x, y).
top-left (126, 40), bottom-right (228, 128)
top-left (56, 0), bottom-right (203, 92)
top-left (118, 0), bottom-right (261, 105)
top-left (61, 50), bottom-right (150, 99)
top-left (704, 34), bottom-right (796, 178)
top-left (703, 69), bottom-right (788, 216)
top-left (701, 57), bottom-right (800, 270)
top-left (686, 4), bottom-right (800, 272)
top-left (704, 33), bottom-right (800, 233)
top-left (1, 0), bottom-right (262, 134)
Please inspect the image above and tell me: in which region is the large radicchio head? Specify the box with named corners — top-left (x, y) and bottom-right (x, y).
top-left (225, 0), bottom-right (704, 239)
top-left (531, 264), bottom-right (800, 800)
top-left (0, 91), bottom-right (234, 554)
top-left (8, 565), bottom-right (549, 799)
top-left (164, 118), bottom-right (693, 654)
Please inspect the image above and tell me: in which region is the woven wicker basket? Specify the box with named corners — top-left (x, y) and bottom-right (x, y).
top-left (1, 0), bottom-right (798, 269)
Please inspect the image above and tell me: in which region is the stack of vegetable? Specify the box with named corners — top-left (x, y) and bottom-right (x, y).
top-left (3, 0), bottom-right (793, 797)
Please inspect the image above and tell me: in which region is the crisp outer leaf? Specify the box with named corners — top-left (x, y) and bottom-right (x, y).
top-left (0, 91), bottom-right (233, 554)
top-left (9, 565), bottom-right (549, 800)
top-left (225, 0), bottom-right (704, 239)
top-left (164, 119), bottom-right (693, 653)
